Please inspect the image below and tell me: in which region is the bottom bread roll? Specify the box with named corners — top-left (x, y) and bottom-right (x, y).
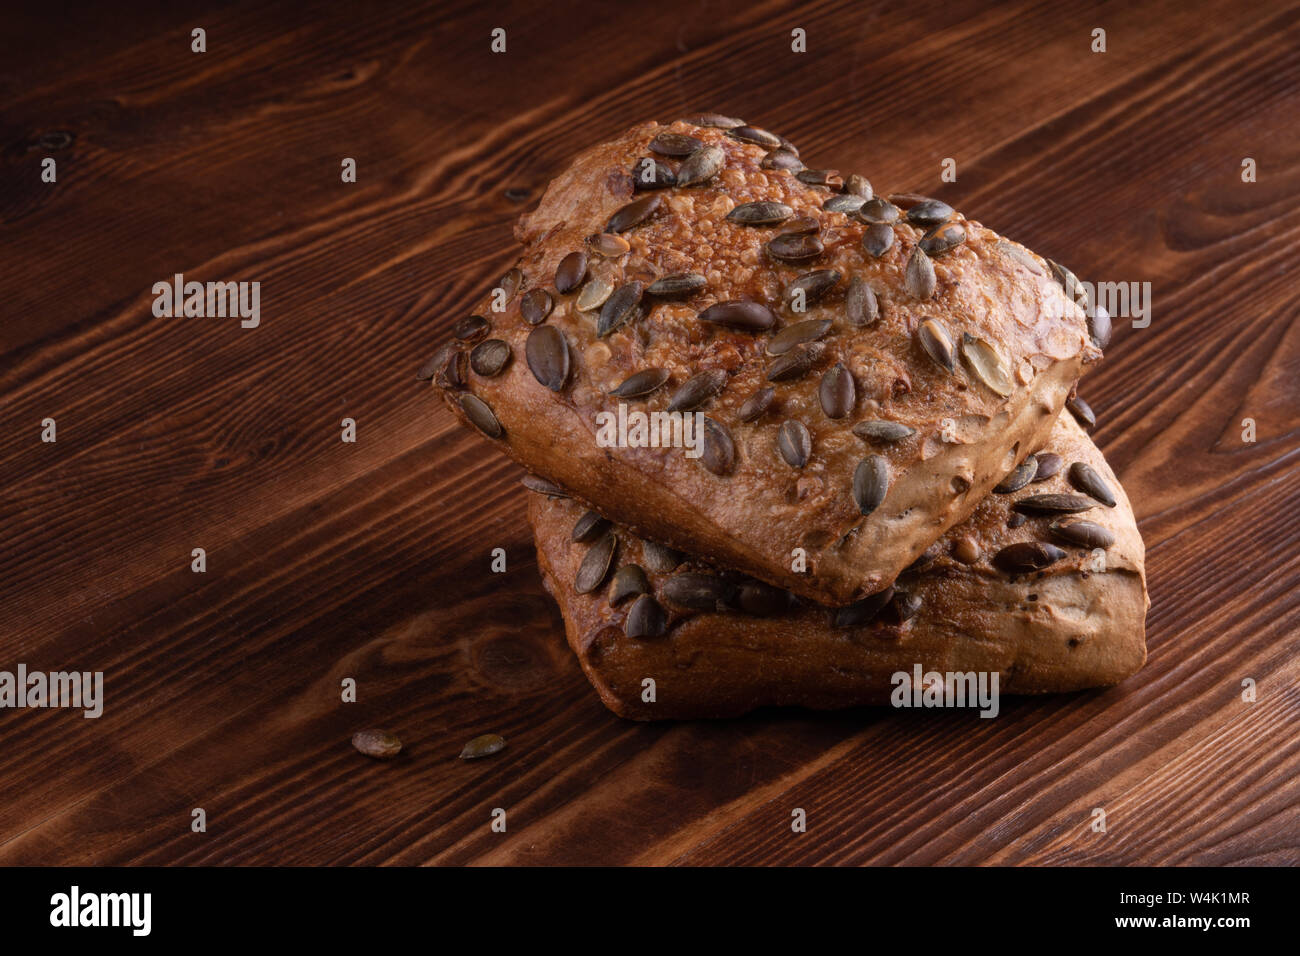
top-left (529, 414), bottom-right (1149, 720)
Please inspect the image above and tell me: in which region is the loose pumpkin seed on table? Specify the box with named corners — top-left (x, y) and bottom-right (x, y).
top-left (459, 734), bottom-right (506, 760)
top-left (352, 730), bottom-right (401, 760)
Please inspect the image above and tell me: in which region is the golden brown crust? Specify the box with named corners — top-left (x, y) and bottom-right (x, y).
top-left (529, 414), bottom-right (1147, 720)
top-left (432, 116), bottom-right (1099, 605)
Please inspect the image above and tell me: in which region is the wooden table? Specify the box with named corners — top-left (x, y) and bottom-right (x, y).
top-left (2, 0), bottom-right (1296, 866)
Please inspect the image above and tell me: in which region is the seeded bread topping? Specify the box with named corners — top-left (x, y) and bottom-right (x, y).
top-left (428, 115), bottom-right (1101, 605)
top-left (528, 414), bottom-right (1148, 720)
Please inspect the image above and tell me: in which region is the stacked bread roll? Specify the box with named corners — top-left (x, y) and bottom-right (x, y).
top-left (424, 114), bottom-right (1148, 719)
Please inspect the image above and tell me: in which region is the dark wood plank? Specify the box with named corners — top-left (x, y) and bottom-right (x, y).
top-left (0, 0), bottom-right (1296, 866)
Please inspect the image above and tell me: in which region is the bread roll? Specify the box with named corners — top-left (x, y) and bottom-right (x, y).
top-left (529, 413), bottom-right (1147, 720)
top-left (429, 115), bottom-right (1100, 605)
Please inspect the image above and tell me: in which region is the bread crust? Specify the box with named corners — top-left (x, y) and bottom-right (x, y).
top-left (529, 414), bottom-right (1148, 720)
top-left (434, 117), bottom-right (1099, 605)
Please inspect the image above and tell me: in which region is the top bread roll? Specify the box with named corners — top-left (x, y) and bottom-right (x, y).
top-left (427, 114), bottom-right (1103, 605)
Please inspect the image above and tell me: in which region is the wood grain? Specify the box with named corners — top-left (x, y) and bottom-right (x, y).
top-left (0, 0), bottom-right (1296, 866)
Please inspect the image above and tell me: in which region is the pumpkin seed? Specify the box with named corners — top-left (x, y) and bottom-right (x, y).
top-left (520, 288), bottom-right (553, 325)
top-left (906, 198), bottom-right (955, 226)
top-left (632, 157), bottom-right (676, 190)
top-left (641, 540), bottom-right (684, 572)
top-left (993, 542), bottom-right (1065, 574)
top-left (846, 174), bottom-right (873, 199)
top-left (832, 586), bottom-right (894, 627)
top-left (777, 215), bottom-right (820, 236)
top-left (572, 510), bottom-right (611, 543)
top-left (576, 278), bottom-right (613, 311)
top-left (797, 168), bottom-right (843, 189)
top-left (437, 349), bottom-right (468, 389)
top-left (417, 342), bottom-right (455, 381)
top-left (766, 233), bottom-right (824, 263)
top-left (606, 194), bottom-right (661, 233)
top-left (852, 455), bottom-right (890, 515)
top-left (1067, 395), bottom-right (1096, 429)
top-left (624, 594), bottom-right (668, 638)
top-left (496, 268), bottom-right (523, 301)
top-left (960, 333), bottom-right (1013, 396)
top-left (554, 251), bottom-right (588, 293)
top-left (647, 272), bottom-right (707, 297)
top-left (734, 581), bottom-right (795, 616)
top-left (995, 240), bottom-right (1043, 274)
top-left (352, 729), bottom-right (401, 759)
top-left (649, 132), bottom-right (704, 156)
top-left (597, 280), bottom-right (644, 337)
top-left (1049, 520), bottom-right (1116, 549)
top-left (609, 564), bottom-right (650, 605)
top-left (767, 318), bottom-right (832, 355)
top-left (738, 386), bottom-right (776, 422)
top-left (1049, 259), bottom-right (1089, 309)
top-left (905, 247), bottom-right (937, 299)
top-left (1088, 302), bottom-right (1112, 350)
top-left (470, 339), bottom-right (511, 377)
top-left (700, 417), bottom-right (735, 475)
top-left (1033, 452), bottom-right (1063, 482)
top-left (845, 275), bottom-right (879, 326)
top-left (784, 269), bottom-right (841, 307)
top-left (1013, 493), bottom-right (1096, 515)
top-left (663, 572), bottom-right (735, 610)
top-left (917, 318), bottom-right (954, 370)
top-left (994, 456), bottom-right (1038, 494)
top-left (586, 233), bottom-right (630, 257)
top-left (521, 474), bottom-right (568, 497)
top-left (861, 223), bottom-right (895, 258)
top-left (1068, 462), bottom-right (1117, 507)
top-left (919, 220), bottom-right (966, 257)
top-left (883, 590), bottom-right (922, 625)
top-left (676, 145), bottom-right (725, 186)
top-left (856, 198), bottom-right (900, 225)
top-left (460, 393), bottom-right (503, 438)
top-left (819, 362), bottom-right (856, 419)
top-left (823, 193), bottom-right (866, 214)
top-left (684, 112), bottom-right (744, 129)
top-left (726, 201), bottom-right (793, 225)
top-left (906, 543), bottom-right (943, 573)
top-left (852, 420), bottom-right (915, 442)
top-left (666, 368), bottom-right (726, 411)
top-left (766, 341), bottom-right (825, 381)
top-left (453, 314), bottom-right (489, 341)
top-left (525, 325), bottom-right (570, 391)
top-left (610, 367), bottom-right (670, 398)
top-left (951, 536), bottom-right (981, 564)
top-left (761, 148), bottom-right (804, 171)
top-left (699, 300), bottom-right (777, 331)
top-left (728, 125), bottom-right (782, 148)
top-left (459, 733), bottom-right (506, 760)
top-left (887, 193), bottom-right (928, 209)
top-left (575, 532), bottom-right (617, 593)
top-left (777, 419), bottom-right (812, 467)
